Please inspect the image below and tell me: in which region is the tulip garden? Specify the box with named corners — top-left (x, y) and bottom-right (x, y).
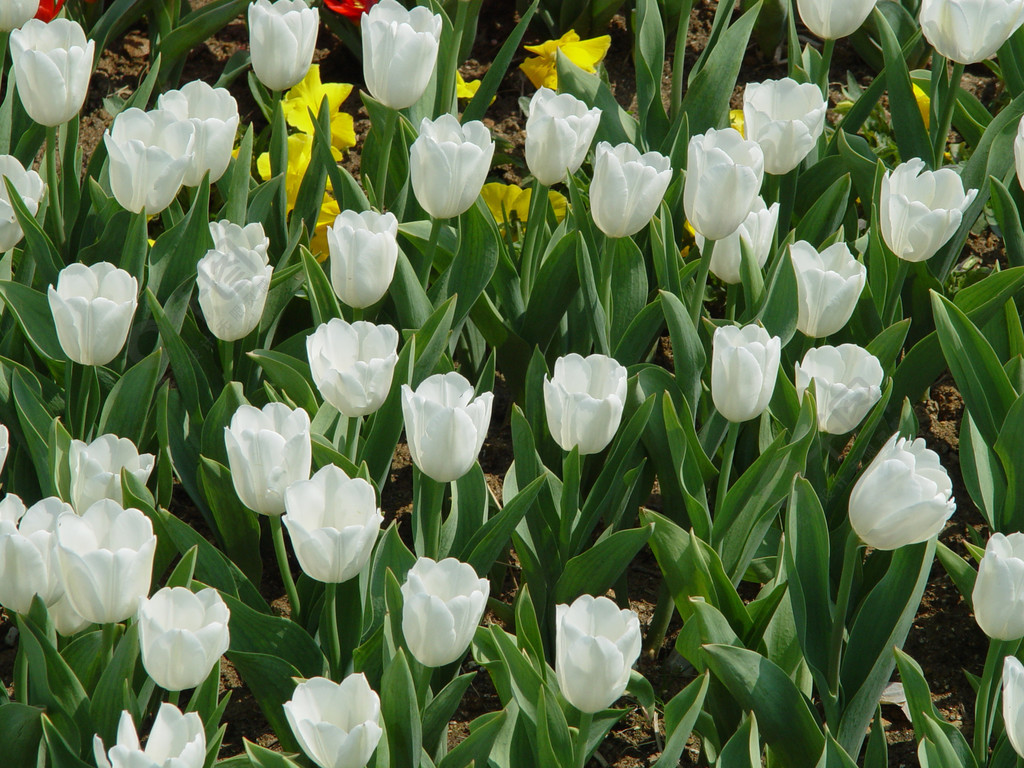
top-left (5, 0), bottom-right (1024, 765)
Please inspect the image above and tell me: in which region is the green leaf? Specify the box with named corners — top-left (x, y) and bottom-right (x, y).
top-left (3, 176), bottom-right (62, 285)
top-left (537, 688), bottom-right (574, 767)
top-left (221, 591), bottom-right (325, 678)
top-left (244, 740), bottom-right (304, 768)
top-left (248, 349), bottom-right (318, 414)
top-left (0, 703), bottom-right (42, 765)
top-left (147, 178), bottom-right (213, 301)
top-left (462, 474), bottom-right (546, 576)
top-left (935, 541), bottom-right (977, 607)
top-left (381, 649), bottom-right (422, 768)
top-left (875, 8), bottom-right (930, 163)
top-left (422, 673), bottom-right (476, 756)
top-left (97, 350), bottom-right (160, 443)
top-left (198, 457), bottom-right (263, 586)
top-left (89, 623), bottom-right (140, 746)
top-left (226, 651), bottom-right (302, 754)
top-left (553, 525), bottom-right (653, 603)
top-left (0, 280), bottom-right (65, 364)
top-left (793, 174), bottom-right (851, 247)
top-left (438, 711), bottom-right (508, 768)
top-left (301, 247), bottom-right (342, 325)
top-left (654, 673), bottom-right (710, 768)
top-left (660, 290), bottom-right (705, 410)
top-left (146, 287), bottom-right (213, 416)
top-left (703, 644), bottom-right (824, 768)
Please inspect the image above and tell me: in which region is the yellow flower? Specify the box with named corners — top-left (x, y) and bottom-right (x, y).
top-left (729, 109), bottom-right (745, 138)
top-left (912, 83), bottom-right (930, 130)
top-left (520, 30), bottom-right (611, 90)
top-left (281, 64), bottom-right (357, 153)
top-left (257, 132), bottom-right (342, 211)
top-left (311, 197), bottom-right (340, 261)
top-left (456, 72), bottom-right (482, 100)
top-left (481, 182), bottom-right (567, 236)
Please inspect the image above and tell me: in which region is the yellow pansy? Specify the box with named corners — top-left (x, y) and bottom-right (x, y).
top-left (257, 132), bottom-right (342, 211)
top-left (456, 72), bottom-right (482, 100)
top-left (481, 182), bottom-right (568, 236)
top-left (520, 30), bottom-right (611, 90)
top-left (281, 64), bottom-right (357, 153)
top-left (729, 109), bottom-right (745, 138)
top-left (912, 83), bottom-right (930, 130)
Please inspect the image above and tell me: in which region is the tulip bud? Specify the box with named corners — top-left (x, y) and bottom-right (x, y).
top-left (196, 222), bottom-right (273, 342)
top-left (401, 557), bottom-right (489, 667)
top-left (742, 78), bottom-right (827, 175)
top-left (283, 465), bottom-right (383, 584)
top-left (248, 0), bottom-right (319, 92)
top-left (795, 344), bottom-right (883, 434)
top-left (555, 594), bottom-right (642, 714)
top-left (1005, 656), bottom-right (1024, 758)
top-left (848, 433), bottom-right (956, 550)
top-left (1016, 115), bottom-right (1024, 193)
top-left (879, 158), bottom-right (977, 263)
top-left (920, 0), bottom-right (1024, 64)
top-left (0, 494), bottom-right (72, 615)
top-left (328, 210), bottom-right (399, 309)
top-left (589, 142), bottom-right (673, 238)
top-left (94, 705), bottom-right (205, 768)
top-left (795, 0), bottom-right (877, 39)
top-left (695, 197), bottom-right (779, 284)
top-left (410, 115), bottom-right (495, 220)
top-left (224, 403), bottom-right (312, 516)
top-left (284, 674), bottom-right (383, 768)
top-left (104, 108), bottom-right (196, 214)
top-left (401, 372), bottom-right (493, 483)
top-left (0, 154), bottom-right (44, 251)
top-left (361, 0), bottom-right (442, 110)
top-left (972, 533), bottom-right (1024, 640)
top-left (0, 0), bottom-right (38, 32)
top-left (0, 423), bottom-right (7, 476)
top-left (69, 434), bottom-right (155, 514)
top-left (137, 587), bottom-right (231, 691)
top-left (307, 319), bottom-right (399, 417)
top-left (157, 80), bottom-right (240, 187)
top-left (684, 127), bottom-right (764, 241)
top-left (525, 88), bottom-right (602, 186)
top-left (10, 18), bottom-right (94, 126)
top-left (55, 500), bottom-right (156, 624)
top-left (711, 324), bottom-right (781, 423)
top-left (544, 353), bottom-right (627, 455)
top-left (790, 240), bottom-right (866, 338)
top-left (48, 262), bottom-right (138, 367)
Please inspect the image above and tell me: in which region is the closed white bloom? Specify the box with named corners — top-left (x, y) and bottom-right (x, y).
top-left (328, 210), bottom-right (399, 309)
top-left (795, 344), bottom-right (883, 434)
top-left (0, 423), bottom-right (7, 476)
top-left (695, 197), bottom-right (779, 284)
top-left (157, 81), bottom-right (240, 186)
top-left (49, 592), bottom-right (90, 636)
top-left (1016, 115), bottom-right (1024, 193)
top-left (848, 433), bottom-right (956, 550)
top-left (94, 704), bottom-right (205, 768)
top-left (410, 115), bottom-right (494, 220)
top-left (401, 557), bottom-right (489, 667)
top-left (0, 0), bottom-right (38, 32)
top-left (284, 674), bottom-right (383, 768)
top-left (920, 0), bottom-right (1024, 64)
top-left (283, 465), bottom-right (383, 583)
top-left (55, 500), bottom-right (156, 624)
top-left (684, 127), bottom-right (764, 240)
top-left (796, 0), bottom-right (877, 38)
top-left (10, 18), bottom-right (94, 127)
top-left (711, 324), bottom-right (781, 423)
top-left (196, 224), bottom-right (273, 342)
top-left (0, 154), bottom-right (44, 251)
top-left (104, 108), bottom-right (196, 214)
top-left (972, 533), bottom-right (1024, 640)
top-left (743, 78), bottom-right (827, 174)
top-left (307, 319), bottom-right (399, 417)
top-left (248, 0), bottom-right (319, 91)
top-left (361, 0), bottom-right (442, 109)
top-left (401, 372), bottom-right (493, 483)
top-left (48, 262), bottom-right (138, 366)
top-left (525, 88), bottom-right (602, 186)
top-left (555, 594), bottom-right (642, 714)
top-left (70, 434), bottom-right (155, 514)
top-left (1004, 656), bottom-right (1024, 758)
top-left (0, 494), bottom-right (72, 615)
top-left (544, 353), bottom-right (627, 455)
top-left (589, 142), bottom-right (672, 238)
top-left (880, 158), bottom-right (977, 262)
top-left (790, 240), bottom-right (866, 338)
top-left (223, 403), bottom-right (311, 516)
top-left (137, 587), bottom-right (231, 691)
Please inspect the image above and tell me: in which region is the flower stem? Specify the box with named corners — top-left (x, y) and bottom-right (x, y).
top-left (932, 58), bottom-right (965, 169)
top-left (374, 107), bottom-right (398, 210)
top-left (412, 469), bottom-right (447, 559)
top-left (826, 530), bottom-right (862, 715)
top-left (688, 237), bottom-right (715, 325)
top-left (715, 421), bottom-right (740, 517)
top-left (101, 622), bottom-right (119, 667)
top-left (669, 12), bottom-right (688, 121)
top-left (974, 637), bottom-right (1021, 763)
top-left (419, 216), bottom-right (443, 288)
top-left (45, 125), bottom-right (63, 245)
top-left (642, 582), bottom-right (675, 659)
top-left (218, 339), bottom-right (235, 384)
top-left (14, 636), bottom-right (27, 703)
top-left (168, 689), bottom-right (180, 708)
top-left (575, 711), bottom-right (594, 768)
top-left (323, 581), bottom-right (342, 680)
top-left (345, 415), bottom-right (361, 465)
top-left (882, 258), bottom-right (910, 326)
top-left (270, 516), bottom-right (301, 621)
top-left (817, 38), bottom-right (835, 97)
top-left (520, 179), bottom-right (548, 297)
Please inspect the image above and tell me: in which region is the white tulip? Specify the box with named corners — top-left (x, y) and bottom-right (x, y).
top-left (972, 533), bottom-right (1024, 640)
top-left (743, 78), bottom-right (827, 175)
top-left (790, 240), bottom-right (866, 338)
top-left (525, 88), bottom-right (601, 186)
top-left (920, 0), bottom-right (1024, 64)
top-left (544, 353), bottom-right (627, 455)
top-left (684, 127), bottom-right (764, 240)
top-left (361, 0), bottom-right (442, 110)
top-left (248, 0), bottom-right (319, 92)
top-left (1004, 656), bottom-right (1024, 758)
top-left (0, 494), bottom-right (72, 615)
top-left (10, 18), bottom-right (94, 126)
top-left (94, 704), bottom-right (205, 768)
top-left (307, 319), bottom-right (399, 418)
top-left (69, 434), bottom-right (155, 514)
top-left (0, 0), bottom-right (38, 32)
top-left (410, 115), bottom-right (494, 220)
top-left (196, 223), bottom-right (273, 342)
top-left (695, 197), bottom-right (779, 285)
top-left (589, 141), bottom-right (672, 238)
top-left (48, 262), bottom-right (138, 367)
top-left (284, 674), bottom-right (383, 768)
top-left (0, 154), bottom-right (44, 251)
top-left (328, 210), bottom-right (399, 309)
top-left (711, 324), bottom-right (781, 423)
top-left (796, 0), bottom-right (877, 38)
top-left (795, 344), bottom-right (883, 434)
top-left (157, 80), bottom-right (240, 186)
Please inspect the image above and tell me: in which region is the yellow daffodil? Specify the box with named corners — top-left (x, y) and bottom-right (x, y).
top-left (729, 109), bottom-right (745, 138)
top-left (311, 197), bottom-right (341, 261)
top-left (912, 83), bottom-right (930, 130)
top-left (481, 182), bottom-right (568, 237)
top-left (456, 72), bottom-right (482, 100)
top-left (281, 64), bottom-right (357, 153)
top-left (257, 132), bottom-right (342, 210)
top-left (520, 30), bottom-right (611, 90)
